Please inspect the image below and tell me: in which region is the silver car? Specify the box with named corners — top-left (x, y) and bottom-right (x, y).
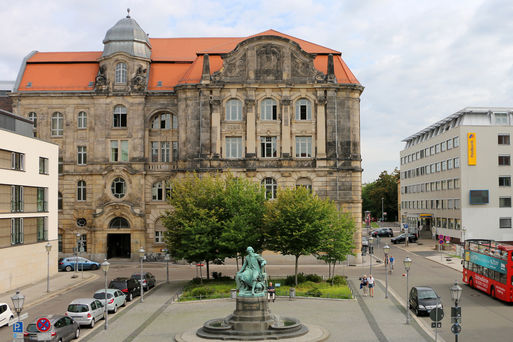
top-left (24, 315), bottom-right (79, 341)
top-left (65, 298), bottom-right (104, 328)
top-left (93, 289), bottom-right (126, 313)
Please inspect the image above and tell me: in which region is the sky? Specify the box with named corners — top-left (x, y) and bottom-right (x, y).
top-left (2, 0), bottom-right (513, 183)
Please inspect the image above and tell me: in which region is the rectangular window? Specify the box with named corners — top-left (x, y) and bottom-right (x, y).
top-left (37, 187), bottom-right (47, 212)
top-left (151, 142), bottom-right (159, 162)
top-left (436, 162), bottom-right (441, 172)
top-left (155, 231), bottom-right (164, 243)
top-left (430, 146), bottom-right (435, 155)
top-left (441, 141), bottom-right (446, 152)
top-left (11, 218), bottom-right (23, 245)
top-left (161, 142), bottom-right (170, 162)
top-left (120, 140), bottom-right (128, 162)
top-left (37, 217), bottom-right (47, 241)
top-left (295, 136), bottom-right (312, 158)
top-left (436, 181), bottom-right (441, 191)
top-left (226, 137), bottom-right (242, 159)
top-left (442, 160), bottom-right (447, 171)
top-left (470, 190), bottom-right (489, 204)
top-left (113, 112), bottom-right (127, 128)
top-left (58, 234), bottom-right (63, 252)
top-left (495, 113), bottom-right (509, 125)
top-left (11, 152), bottom-right (24, 171)
top-left (500, 217), bottom-right (512, 229)
top-left (77, 146), bottom-right (87, 165)
top-left (499, 176), bottom-right (511, 187)
top-left (498, 134), bottom-right (510, 145)
top-left (448, 199), bottom-right (454, 209)
top-left (499, 155), bottom-right (511, 166)
top-left (447, 139), bottom-right (453, 149)
top-left (500, 197), bottom-right (512, 208)
top-left (447, 159), bottom-right (453, 170)
top-left (260, 137), bottom-right (277, 158)
top-left (455, 199), bottom-right (461, 209)
top-left (448, 179), bottom-right (453, 189)
top-left (454, 178), bottom-right (460, 189)
top-left (435, 144), bottom-right (440, 154)
top-left (39, 157), bottom-right (49, 174)
top-left (11, 185), bottom-right (23, 212)
top-left (441, 180), bottom-right (446, 190)
top-left (454, 157), bottom-right (460, 168)
top-left (430, 164), bottom-right (435, 173)
top-left (110, 141), bottom-right (119, 162)
top-left (172, 141), bottom-right (179, 161)
top-left (454, 136), bottom-right (459, 147)
top-left (111, 140), bottom-right (128, 162)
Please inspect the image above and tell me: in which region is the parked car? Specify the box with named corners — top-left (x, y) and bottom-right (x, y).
top-left (0, 303), bottom-right (14, 327)
top-left (58, 257), bottom-right (100, 272)
top-left (65, 298), bottom-right (104, 328)
top-left (109, 277), bottom-right (140, 301)
top-left (369, 228), bottom-right (394, 237)
top-left (24, 314), bottom-right (80, 341)
top-left (391, 233), bottom-right (418, 244)
top-left (409, 286), bottom-right (443, 316)
top-left (131, 272), bottom-right (156, 291)
top-left (93, 289), bottom-right (126, 313)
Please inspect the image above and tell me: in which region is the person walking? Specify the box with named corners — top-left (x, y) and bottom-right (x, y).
top-left (389, 255), bottom-right (395, 273)
top-left (359, 275), bottom-right (368, 296)
top-left (368, 274), bottom-right (375, 297)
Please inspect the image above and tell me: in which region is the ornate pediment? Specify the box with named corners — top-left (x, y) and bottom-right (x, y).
top-left (211, 35), bottom-right (328, 84)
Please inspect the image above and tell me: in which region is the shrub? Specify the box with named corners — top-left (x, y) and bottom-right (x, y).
top-left (284, 273), bottom-right (307, 286)
top-left (190, 286), bottom-right (215, 298)
top-left (328, 275), bottom-right (347, 286)
top-left (305, 274), bottom-right (322, 283)
top-left (191, 277), bottom-right (203, 285)
top-left (305, 288), bottom-right (322, 297)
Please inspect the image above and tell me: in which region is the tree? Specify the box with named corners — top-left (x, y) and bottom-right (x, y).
top-left (264, 186), bottom-right (341, 286)
top-left (315, 213), bottom-right (356, 281)
top-left (362, 169), bottom-right (400, 222)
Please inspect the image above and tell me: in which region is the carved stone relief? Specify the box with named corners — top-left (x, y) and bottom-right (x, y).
top-left (256, 44), bottom-right (282, 81)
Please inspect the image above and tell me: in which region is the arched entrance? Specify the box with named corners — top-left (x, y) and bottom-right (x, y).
top-left (107, 217), bottom-right (131, 258)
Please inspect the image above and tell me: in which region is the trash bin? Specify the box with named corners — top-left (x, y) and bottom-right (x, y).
top-left (289, 287), bottom-right (296, 300)
top-left (231, 289), bottom-right (237, 299)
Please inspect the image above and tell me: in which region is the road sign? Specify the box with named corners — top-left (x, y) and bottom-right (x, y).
top-left (439, 240), bottom-right (444, 245)
top-left (451, 306), bottom-right (462, 323)
top-left (36, 317), bottom-right (51, 332)
top-left (431, 322), bottom-right (442, 328)
top-left (12, 321), bottom-right (23, 333)
top-left (445, 235), bottom-right (451, 242)
top-left (438, 234), bottom-right (444, 240)
top-left (430, 308), bottom-right (444, 321)
top-left (451, 323), bottom-right (462, 334)
top-left (8, 313), bottom-right (28, 326)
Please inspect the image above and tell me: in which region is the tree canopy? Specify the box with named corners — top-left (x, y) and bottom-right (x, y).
top-left (362, 169), bottom-right (399, 222)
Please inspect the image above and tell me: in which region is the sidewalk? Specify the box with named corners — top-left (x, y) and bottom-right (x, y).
top-left (395, 238), bottom-right (463, 272)
top-left (0, 271), bottom-right (97, 310)
top-left (83, 278), bottom-right (431, 342)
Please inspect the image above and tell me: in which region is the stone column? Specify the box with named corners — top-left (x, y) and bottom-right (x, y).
top-left (210, 98), bottom-right (221, 157)
top-left (316, 95), bottom-right (327, 159)
top-left (245, 99), bottom-right (256, 158)
top-left (281, 99), bottom-right (291, 158)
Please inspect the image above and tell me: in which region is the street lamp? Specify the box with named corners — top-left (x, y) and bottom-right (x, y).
top-left (139, 247), bottom-right (145, 303)
top-left (450, 282), bottom-right (463, 341)
top-left (164, 254), bottom-right (170, 283)
top-left (45, 242), bottom-right (52, 293)
top-left (11, 291), bottom-right (25, 321)
top-left (101, 260), bottom-right (110, 330)
top-left (403, 257), bottom-right (412, 324)
top-left (72, 234), bottom-right (79, 278)
top-left (368, 236), bottom-right (374, 275)
top-left (381, 197), bottom-right (384, 222)
top-left (383, 244), bottom-right (390, 299)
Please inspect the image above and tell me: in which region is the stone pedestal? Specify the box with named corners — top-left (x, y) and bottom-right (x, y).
top-left (229, 296), bottom-right (273, 332)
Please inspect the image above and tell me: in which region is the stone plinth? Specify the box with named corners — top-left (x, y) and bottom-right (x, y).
top-left (229, 296), bottom-right (273, 331)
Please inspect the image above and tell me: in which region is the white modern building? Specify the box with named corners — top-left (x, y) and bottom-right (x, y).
top-left (0, 109), bottom-right (59, 293)
top-left (400, 107), bottom-right (513, 243)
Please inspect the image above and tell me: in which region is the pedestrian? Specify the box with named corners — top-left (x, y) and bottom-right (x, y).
top-left (368, 274), bottom-right (375, 297)
top-left (389, 255), bottom-right (394, 273)
top-left (267, 281), bottom-right (276, 302)
top-left (359, 275), bottom-right (368, 296)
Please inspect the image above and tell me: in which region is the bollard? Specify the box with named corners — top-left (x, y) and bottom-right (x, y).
top-left (231, 289), bottom-right (237, 299)
top-left (289, 287), bottom-right (296, 300)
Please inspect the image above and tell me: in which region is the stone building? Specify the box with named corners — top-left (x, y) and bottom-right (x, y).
top-left (11, 15), bottom-right (364, 261)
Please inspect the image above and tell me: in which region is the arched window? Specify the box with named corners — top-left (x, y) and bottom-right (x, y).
top-left (261, 98), bottom-right (277, 120)
top-left (111, 177), bottom-right (126, 198)
top-left (152, 181), bottom-right (171, 201)
top-left (109, 217), bottom-right (130, 229)
top-left (58, 192), bottom-right (63, 210)
top-left (151, 113), bottom-right (173, 129)
top-left (296, 177), bottom-right (312, 192)
top-left (28, 112), bottom-right (37, 128)
top-left (51, 112), bottom-right (63, 136)
top-left (77, 181), bottom-right (86, 201)
top-left (78, 111), bottom-right (87, 129)
top-left (113, 105), bottom-right (127, 128)
top-left (226, 99), bottom-right (242, 121)
top-left (115, 62), bottom-right (127, 83)
top-left (262, 177), bottom-right (277, 199)
top-left (295, 98), bottom-right (311, 120)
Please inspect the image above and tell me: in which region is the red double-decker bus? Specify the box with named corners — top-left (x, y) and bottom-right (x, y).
top-left (462, 239), bottom-right (513, 302)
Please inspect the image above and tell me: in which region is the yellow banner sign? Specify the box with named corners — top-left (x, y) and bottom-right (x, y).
top-left (467, 133), bottom-right (476, 165)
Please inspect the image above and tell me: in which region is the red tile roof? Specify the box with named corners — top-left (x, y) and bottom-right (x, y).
top-left (18, 29), bottom-right (359, 92)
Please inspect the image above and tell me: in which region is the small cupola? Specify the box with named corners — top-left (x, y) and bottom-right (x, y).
top-left (102, 10), bottom-right (151, 59)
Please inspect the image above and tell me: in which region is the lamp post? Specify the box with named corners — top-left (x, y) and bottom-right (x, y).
top-left (383, 244), bottom-right (390, 299)
top-left (72, 234), bottom-right (79, 278)
top-left (403, 257), bottom-right (412, 324)
top-left (381, 197), bottom-right (384, 222)
top-left (11, 291), bottom-right (25, 322)
top-left (139, 247), bottom-right (145, 303)
top-left (165, 254), bottom-right (170, 283)
top-left (450, 282), bottom-right (463, 341)
top-left (368, 236), bottom-right (374, 275)
top-left (45, 242), bottom-right (52, 293)
top-left (101, 260), bottom-right (110, 330)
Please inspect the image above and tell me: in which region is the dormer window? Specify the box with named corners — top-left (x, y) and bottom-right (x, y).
top-left (115, 62), bottom-right (127, 83)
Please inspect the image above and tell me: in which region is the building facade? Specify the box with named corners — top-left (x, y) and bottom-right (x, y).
top-left (11, 15), bottom-right (364, 261)
top-left (0, 109), bottom-right (58, 293)
top-left (400, 107), bottom-right (513, 243)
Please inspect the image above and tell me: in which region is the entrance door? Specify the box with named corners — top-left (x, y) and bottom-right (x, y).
top-left (419, 218), bottom-right (432, 239)
top-left (107, 234), bottom-right (131, 259)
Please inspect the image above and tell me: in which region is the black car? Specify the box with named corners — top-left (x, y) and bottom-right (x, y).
top-left (409, 286), bottom-right (443, 316)
top-left (391, 233), bottom-right (417, 244)
top-left (369, 228), bottom-right (394, 237)
top-left (131, 272), bottom-right (156, 291)
top-left (108, 277), bottom-right (140, 301)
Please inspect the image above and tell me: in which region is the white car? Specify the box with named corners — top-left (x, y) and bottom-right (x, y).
top-left (65, 298), bottom-right (104, 328)
top-left (0, 303), bottom-right (14, 327)
top-left (93, 289), bottom-right (126, 313)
